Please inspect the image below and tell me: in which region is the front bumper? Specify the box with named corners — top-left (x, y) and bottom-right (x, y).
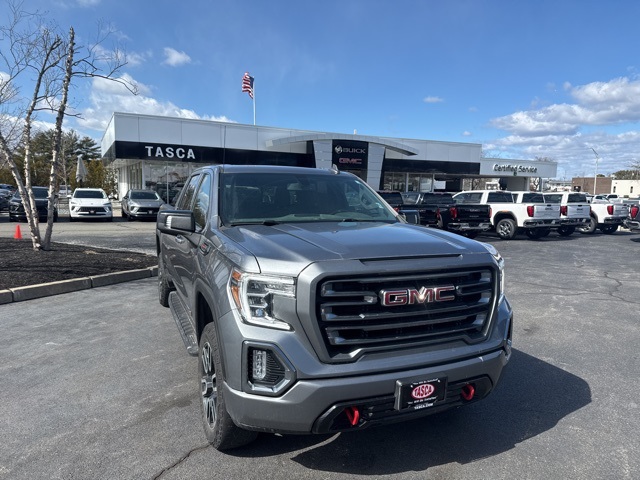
top-left (225, 346), bottom-right (510, 434)
top-left (69, 206), bottom-right (112, 219)
top-left (128, 207), bottom-right (160, 219)
top-left (220, 294), bottom-right (513, 435)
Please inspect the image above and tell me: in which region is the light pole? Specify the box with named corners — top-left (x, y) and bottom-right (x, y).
top-left (590, 147), bottom-right (599, 194)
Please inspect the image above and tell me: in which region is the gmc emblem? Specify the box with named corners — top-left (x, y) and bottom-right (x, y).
top-left (380, 286), bottom-right (456, 307)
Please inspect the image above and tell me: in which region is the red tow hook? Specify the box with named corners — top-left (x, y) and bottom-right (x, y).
top-left (345, 406), bottom-right (360, 426)
top-left (461, 384), bottom-right (476, 401)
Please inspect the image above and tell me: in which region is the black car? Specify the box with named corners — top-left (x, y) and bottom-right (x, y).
top-left (9, 186), bottom-right (59, 222)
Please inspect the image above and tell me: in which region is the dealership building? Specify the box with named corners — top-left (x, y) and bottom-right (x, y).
top-left (101, 112), bottom-right (557, 202)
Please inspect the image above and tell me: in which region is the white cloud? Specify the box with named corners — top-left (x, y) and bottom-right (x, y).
top-left (74, 74), bottom-right (233, 132)
top-left (124, 50), bottom-right (151, 67)
top-left (462, 131), bottom-right (472, 136)
top-left (492, 77), bottom-right (640, 137)
top-left (485, 76), bottom-right (640, 176)
top-left (423, 96), bottom-right (444, 104)
top-left (162, 48), bottom-right (192, 67)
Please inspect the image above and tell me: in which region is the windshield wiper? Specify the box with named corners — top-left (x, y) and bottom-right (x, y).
top-left (228, 219), bottom-right (280, 227)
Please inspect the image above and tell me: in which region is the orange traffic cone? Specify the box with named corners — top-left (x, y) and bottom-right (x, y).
top-left (14, 224), bottom-right (22, 240)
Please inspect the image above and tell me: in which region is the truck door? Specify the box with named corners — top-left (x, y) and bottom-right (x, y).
top-left (164, 173), bottom-right (212, 316)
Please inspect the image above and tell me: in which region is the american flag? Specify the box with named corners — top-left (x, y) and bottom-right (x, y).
top-left (241, 72), bottom-right (254, 99)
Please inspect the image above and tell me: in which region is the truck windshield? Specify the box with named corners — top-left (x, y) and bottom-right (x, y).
top-left (220, 172), bottom-right (398, 225)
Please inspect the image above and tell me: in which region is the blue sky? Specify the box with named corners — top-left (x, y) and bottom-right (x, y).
top-left (3, 0), bottom-right (640, 179)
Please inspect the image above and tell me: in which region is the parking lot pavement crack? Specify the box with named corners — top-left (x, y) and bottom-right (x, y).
top-left (514, 279), bottom-right (640, 305)
top-left (152, 444), bottom-right (211, 479)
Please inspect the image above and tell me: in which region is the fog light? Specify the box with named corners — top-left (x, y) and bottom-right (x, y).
top-left (244, 343), bottom-right (296, 396)
top-left (252, 349), bottom-right (268, 381)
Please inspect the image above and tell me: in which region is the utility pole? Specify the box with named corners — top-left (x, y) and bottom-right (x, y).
top-left (590, 147), bottom-right (599, 194)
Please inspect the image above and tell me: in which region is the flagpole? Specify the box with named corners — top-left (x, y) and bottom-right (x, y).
top-left (253, 81), bottom-right (256, 126)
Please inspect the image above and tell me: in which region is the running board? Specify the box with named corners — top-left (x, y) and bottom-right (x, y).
top-left (168, 291), bottom-right (199, 356)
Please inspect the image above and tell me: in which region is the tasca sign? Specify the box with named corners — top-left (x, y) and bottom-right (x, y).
top-left (332, 140), bottom-right (368, 170)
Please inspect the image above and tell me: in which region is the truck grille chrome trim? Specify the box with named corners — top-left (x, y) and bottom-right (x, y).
top-left (317, 268), bottom-right (495, 357)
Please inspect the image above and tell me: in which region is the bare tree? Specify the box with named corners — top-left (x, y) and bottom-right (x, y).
top-left (0, 1), bottom-right (136, 250)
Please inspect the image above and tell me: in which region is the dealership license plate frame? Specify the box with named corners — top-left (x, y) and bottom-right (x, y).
top-left (394, 375), bottom-right (447, 411)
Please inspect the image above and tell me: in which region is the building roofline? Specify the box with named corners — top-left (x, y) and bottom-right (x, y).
top-left (266, 133), bottom-right (419, 155)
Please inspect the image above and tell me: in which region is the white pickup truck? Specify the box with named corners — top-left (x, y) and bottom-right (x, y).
top-left (579, 197), bottom-right (629, 234)
top-left (542, 192), bottom-right (591, 236)
top-left (453, 190), bottom-right (561, 240)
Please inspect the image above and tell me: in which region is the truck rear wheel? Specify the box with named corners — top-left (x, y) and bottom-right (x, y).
top-left (495, 218), bottom-right (517, 240)
top-left (557, 226), bottom-right (575, 236)
top-left (578, 217), bottom-right (597, 234)
top-left (525, 228), bottom-right (547, 239)
top-left (199, 322), bottom-right (258, 450)
top-left (600, 225), bottom-right (618, 234)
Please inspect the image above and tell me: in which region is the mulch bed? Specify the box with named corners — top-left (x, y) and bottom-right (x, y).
top-left (0, 237), bottom-right (158, 290)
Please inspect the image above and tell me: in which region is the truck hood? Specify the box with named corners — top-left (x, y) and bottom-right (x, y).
top-left (222, 221), bottom-right (490, 276)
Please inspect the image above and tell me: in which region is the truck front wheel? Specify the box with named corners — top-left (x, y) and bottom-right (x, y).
top-left (495, 218), bottom-right (517, 240)
top-left (199, 322), bottom-right (258, 450)
top-left (158, 253), bottom-right (171, 308)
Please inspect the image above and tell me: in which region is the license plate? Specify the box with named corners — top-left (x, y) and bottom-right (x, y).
top-left (394, 376), bottom-right (447, 411)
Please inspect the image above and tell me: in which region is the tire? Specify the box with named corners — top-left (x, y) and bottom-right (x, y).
top-left (578, 216), bottom-right (597, 234)
top-left (557, 226), bottom-right (575, 237)
top-left (199, 322), bottom-right (258, 450)
top-left (599, 225), bottom-right (618, 234)
top-left (68, 215), bottom-right (74, 222)
top-left (495, 218), bottom-right (517, 240)
top-left (121, 209), bottom-right (127, 220)
top-left (525, 228), bottom-right (544, 239)
top-left (158, 253), bottom-right (172, 308)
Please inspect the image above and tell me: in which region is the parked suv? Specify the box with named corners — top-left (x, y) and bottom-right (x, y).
top-left (121, 189), bottom-right (165, 221)
top-left (68, 188), bottom-right (113, 221)
top-left (8, 186), bottom-right (58, 222)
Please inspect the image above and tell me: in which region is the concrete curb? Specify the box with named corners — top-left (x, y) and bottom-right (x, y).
top-left (0, 266), bottom-right (158, 304)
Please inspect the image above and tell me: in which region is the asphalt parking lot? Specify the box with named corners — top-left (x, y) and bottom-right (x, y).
top-left (0, 213), bottom-right (639, 479)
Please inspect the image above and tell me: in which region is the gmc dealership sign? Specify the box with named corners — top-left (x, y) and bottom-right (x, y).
top-left (332, 140), bottom-right (368, 170)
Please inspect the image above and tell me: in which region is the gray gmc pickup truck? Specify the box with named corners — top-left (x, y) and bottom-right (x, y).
top-left (156, 165), bottom-right (513, 450)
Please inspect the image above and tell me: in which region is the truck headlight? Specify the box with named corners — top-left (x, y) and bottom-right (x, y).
top-left (481, 243), bottom-right (505, 298)
top-left (229, 268), bottom-right (295, 330)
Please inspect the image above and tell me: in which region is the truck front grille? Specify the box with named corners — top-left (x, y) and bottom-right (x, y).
top-left (316, 268), bottom-right (495, 358)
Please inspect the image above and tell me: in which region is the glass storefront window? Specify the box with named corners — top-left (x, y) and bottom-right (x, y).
top-left (383, 172), bottom-right (433, 192)
top-left (147, 162), bottom-right (191, 205)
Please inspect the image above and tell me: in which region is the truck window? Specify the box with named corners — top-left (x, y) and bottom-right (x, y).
top-left (176, 174), bottom-right (201, 210)
top-left (454, 192), bottom-right (482, 204)
top-left (193, 174), bottom-right (211, 231)
top-left (520, 193), bottom-right (545, 203)
top-left (487, 191), bottom-right (514, 203)
top-left (544, 194), bottom-right (562, 204)
top-left (567, 193), bottom-right (588, 203)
